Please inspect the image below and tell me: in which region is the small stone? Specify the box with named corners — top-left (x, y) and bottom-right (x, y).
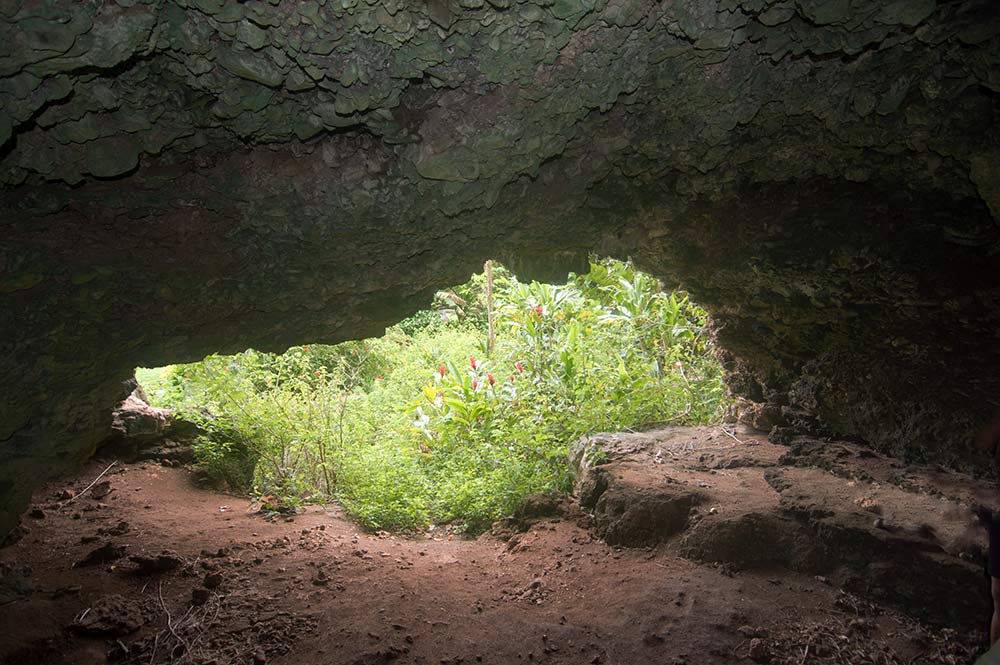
top-left (90, 481), bottom-right (113, 500)
top-left (191, 587), bottom-right (211, 605)
top-left (748, 638), bottom-right (770, 663)
top-left (75, 542), bottom-right (127, 567)
top-left (204, 572), bottom-right (224, 589)
top-left (99, 521), bottom-right (130, 536)
top-left (129, 550), bottom-right (183, 575)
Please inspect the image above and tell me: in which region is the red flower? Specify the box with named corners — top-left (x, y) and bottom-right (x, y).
top-left (303, 347), bottom-right (310, 353)
top-left (531, 305), bottom-right (544, 316)
top-left (487, 373), bottom-right (495, 385)
top-left (515, 361), bottom-right (524, 374)
top-left (314, 371), bottom-right (321, 377)
top-left (472, 379), bottom-right (479, 390)
top-left (439, 364), bottom-right (446, 376)
top-left (469, 355), bottom-right (477, 370)
top-left (376, 374), bottom-right (382, 380)
top-left (509, 374), bottom-right (515, 382)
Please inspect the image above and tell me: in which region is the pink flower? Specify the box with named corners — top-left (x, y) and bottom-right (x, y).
top-left (472, 379), bottom-right (479, 390)
top-left (314, 371), bottom-right (321, 377)
top-left (509, 374), bottom-right (515, 382)
top-left (487, 373), bottom-right (495, 385)
top-left (439, 364), bottom-right (447, 376)
top-left (531, 306), bottom-right (544, 316)
top-left (303, 347), bottom-right (310, 353)
top-left (469, 355), bottom-right (477, 370)
top-left (376, 374), bottom-right (382, 380)
top-left (515, 361), bottom-right (524, 374)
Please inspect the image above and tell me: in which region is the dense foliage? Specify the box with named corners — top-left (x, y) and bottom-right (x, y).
top-left (138, 260), bottom-right (728, 532)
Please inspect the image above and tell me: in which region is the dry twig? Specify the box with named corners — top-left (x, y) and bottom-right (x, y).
top-left (157, 582), bottom-right (189, 659)
top-left (719, 426), bottom-right (753, 446)
top-left (59, 460), bottom-right (118, 507)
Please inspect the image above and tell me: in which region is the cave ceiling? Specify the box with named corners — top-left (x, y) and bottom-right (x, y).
top-left (1, 0), bottom-right (999, 533)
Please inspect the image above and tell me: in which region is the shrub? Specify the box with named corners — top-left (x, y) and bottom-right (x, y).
top-left (142, 259), bottom-right (728, 532)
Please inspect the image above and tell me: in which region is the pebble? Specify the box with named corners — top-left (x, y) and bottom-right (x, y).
top-left (748, 638), bottom-right (769, 663)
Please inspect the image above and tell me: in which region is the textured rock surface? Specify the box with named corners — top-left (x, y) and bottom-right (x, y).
top-left (101, 390), bottom-right (199, 464)
top-left (69, 593), bottom-right (154, 636)
top-left (1, 1), bottom-right (999, 532)
top-left (108, 390), bottom-right (172, 445)
top-left (572, 427), bottom-right (992, 628)
top-left (582, 466), bottom-right (706, 546)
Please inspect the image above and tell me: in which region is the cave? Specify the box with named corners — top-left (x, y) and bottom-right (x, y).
top-left (1, 0), bottom-right (1000, 660)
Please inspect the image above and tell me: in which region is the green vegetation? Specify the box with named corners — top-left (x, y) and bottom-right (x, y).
top-left (138, 260), bottom-right (728, 532)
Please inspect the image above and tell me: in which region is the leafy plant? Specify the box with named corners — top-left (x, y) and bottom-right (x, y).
top-left (143, 259), bottom-right (728, 533)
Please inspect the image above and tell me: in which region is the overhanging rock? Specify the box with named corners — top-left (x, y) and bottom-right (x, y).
top-left (1, 0), bottom-right (999, 534)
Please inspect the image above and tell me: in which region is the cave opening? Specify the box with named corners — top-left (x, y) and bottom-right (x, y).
top-left (3, 0), bottom-right (1000, 661)
top-left (3, 252), bottom-right (996, 663)
top-left (125, 258), bottom-right (729, 534)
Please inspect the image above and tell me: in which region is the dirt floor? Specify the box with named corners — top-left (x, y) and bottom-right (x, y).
top-left (0, 426), bottom-right (992, 665)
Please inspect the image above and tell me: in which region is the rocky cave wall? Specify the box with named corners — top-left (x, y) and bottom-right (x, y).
top-left (1, 0), bottom-right (999, 535)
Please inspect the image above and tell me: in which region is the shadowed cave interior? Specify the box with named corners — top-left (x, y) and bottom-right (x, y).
top-left (2, 0), bottom-right (1000, 662)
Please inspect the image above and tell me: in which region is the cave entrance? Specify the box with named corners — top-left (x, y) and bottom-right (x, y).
top-left (4, 259), bottom-right (992, 663)
top-left (132, 258), bottom-right (728, 534)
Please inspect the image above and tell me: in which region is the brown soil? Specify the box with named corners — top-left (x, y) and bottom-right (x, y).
top-left (0, 426), bottom-right (991, 665)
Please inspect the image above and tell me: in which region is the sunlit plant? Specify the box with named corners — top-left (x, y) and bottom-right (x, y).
top-left (141, 259), bottom-right (728, 532)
